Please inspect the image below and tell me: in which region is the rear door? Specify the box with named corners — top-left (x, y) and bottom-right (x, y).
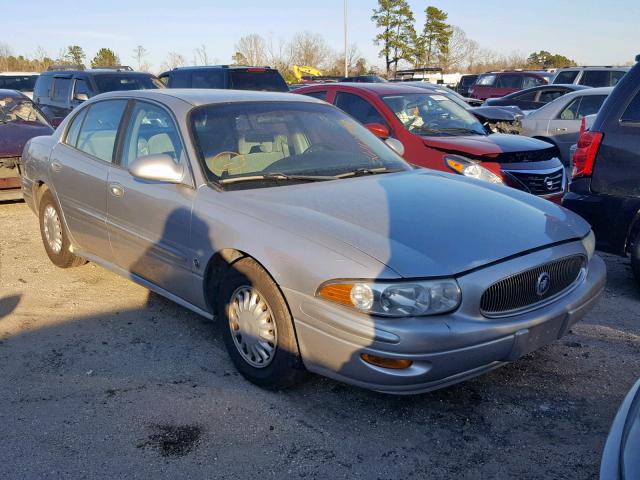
top-left (49, 99), bottom-right (128, 261)
top-left (106, 99), bottom-right (200, 305)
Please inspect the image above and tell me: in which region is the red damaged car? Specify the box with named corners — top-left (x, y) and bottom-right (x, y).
top-left (295, 83), bottom-right (566, 203)
top-left (0, 90), bottom-right (53, 201)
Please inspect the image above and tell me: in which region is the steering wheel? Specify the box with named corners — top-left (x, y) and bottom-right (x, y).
top-left (302, 143), bottom-right (336, 155)
top-left (205, 151), bottom-right (245, 175)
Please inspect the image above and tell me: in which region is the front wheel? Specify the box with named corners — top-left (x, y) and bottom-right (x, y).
top-left (217, 257), bottom-right (305, 389)
top-left (38, 190), bottom-right (86, 268)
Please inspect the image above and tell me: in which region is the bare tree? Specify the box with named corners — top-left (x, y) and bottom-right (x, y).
top-left (195, 44), bottom-right (209, 65)
top-left (161, 51), bottom-right (186, 71)
top-left (132, 45), bottom-right (150, 71)
top-left (288, 32), bottom-right (332, 69)
top-left (234, 34), bottom-right (267, 66)
top-left (265, 34), bottom-right (292, 72)
top-left (0, 42), bottom-right (12, 70)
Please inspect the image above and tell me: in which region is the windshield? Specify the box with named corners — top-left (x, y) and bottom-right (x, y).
top-left (93, 74), bottom-right (163, 93)
top-left (0, 75), bottom-right (38, 92)
top-left (382, 93), bottom-right (486, 136)
top-left (229, 70), bottom-right (288, 92)
top-left (0, 95), bottom-right (49, 126)
top-left (190, 101), bottom-right (409, 187)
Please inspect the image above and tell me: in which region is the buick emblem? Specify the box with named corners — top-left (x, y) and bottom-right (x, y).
top-left (543, 177), bottom-right (554, 191)
top-left (536, 272), bottom-right (551, 297)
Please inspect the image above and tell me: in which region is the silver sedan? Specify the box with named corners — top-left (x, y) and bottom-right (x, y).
top-left (20, 89), bottom-right (606, 394)
top-left (521, 87), bottom-right (612, 165)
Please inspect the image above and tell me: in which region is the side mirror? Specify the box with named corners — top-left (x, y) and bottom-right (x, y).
top-left (74, 93), bottom-right (89, 102)
top-left (50, 117), bottom-right (64, 128)
top-left (365, 122), bottom-right (390, 139)
top-left (384, 138), bottom-right (405, 157)
top-left (129, 154), bottom-right (184, 184)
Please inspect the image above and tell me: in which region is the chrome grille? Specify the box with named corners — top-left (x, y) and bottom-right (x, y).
top-left (480, 255), bottom-right (586, 317)
top-left (506, 168), bottom-right (564, 195)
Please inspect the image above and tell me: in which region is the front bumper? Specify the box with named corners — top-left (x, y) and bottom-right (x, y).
top-left (287, 242), bottom-right (606, 394)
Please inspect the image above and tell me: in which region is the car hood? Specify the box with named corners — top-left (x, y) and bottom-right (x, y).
top-left (226, 170), bottom-right (589, 278)
top-left (0, 122), bottom-right (53, 157)
top-left (423, 133), bottom-right (555, 162)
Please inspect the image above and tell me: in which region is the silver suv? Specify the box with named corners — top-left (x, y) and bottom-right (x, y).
top-left (551, 66), bottom-right (629, 87)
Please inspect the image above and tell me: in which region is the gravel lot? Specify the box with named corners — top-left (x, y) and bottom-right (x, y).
top-left (1, 200), bottom-right (639, 479)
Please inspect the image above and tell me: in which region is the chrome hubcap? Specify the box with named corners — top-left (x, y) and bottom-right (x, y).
top-left (43, 205), bottom-right (62, 254)
top-left (228, 286), bottom-right (277, 368)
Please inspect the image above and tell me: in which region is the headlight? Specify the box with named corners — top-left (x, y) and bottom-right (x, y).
top-left (317, 279), bottom-right (461, 317)
top-left (581, 230), bottom-right (595, 260)
top-left (445, 155), bottom-right (503, 184)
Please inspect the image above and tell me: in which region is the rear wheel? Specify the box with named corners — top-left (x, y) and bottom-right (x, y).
top-left (217, 257), bottom-right (305, 389)
top-left (38, 190), bottom-right (86, 268)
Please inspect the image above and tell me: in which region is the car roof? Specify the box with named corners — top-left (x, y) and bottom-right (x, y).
top-left (565, 86), bottom-right (614, 96)
top-left (302, 82), bottom-right (430, 95)
top-left (95, 88), bottom-right (324, 106)
top-left (503, 84), bottom-right (590, 97)
top-left (0, 89), bottom-right (29, 99)
top-left (42, 70), bottom-right (153, 76)
top-left (555, 66), bottom-right (630, 71)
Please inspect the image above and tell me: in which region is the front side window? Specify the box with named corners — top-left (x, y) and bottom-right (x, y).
top-left (65, 108), bottom-right (89, 147)
top-left (190, 102), bottom-right (408, 185)
top-left (52, 78), bottom-right (71, 101)
top-left (229, 70), bottom-right (288, 92)
top-left (382, 93), bottom-right (486, 137)
top-left (73, 79), bottom-right (92, 97)
top-left (559, 97), bottom-right (582, 120)
top-left (611, 70), bottom-right (627, 86)
top-left (334, 92), bottom-right (388, 127)
top-left (192, 70), bottom-right (225, 88)
top-left (475, 74), bottom-right (496, 86)
top-left (76, 100), bottom-right (127, 162)
top-left (93, 75), bottom-right (162, 93)
top-left (522, 76), bottom-right (542, 89)
top-left (121, 102), bottom-right (184, 168)
top-left (0, 95), bottom-right (49, 126)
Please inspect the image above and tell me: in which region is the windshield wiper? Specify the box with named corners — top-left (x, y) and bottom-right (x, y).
top-left (218, 172), bottom-right (335, 185)
top-left (336, 167), bottom-right (405, 179)
top-left (437, 127), bottom-right (483, 135)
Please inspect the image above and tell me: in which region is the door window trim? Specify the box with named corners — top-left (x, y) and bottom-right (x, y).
top-left (113, 98), bottom-right (196, 188)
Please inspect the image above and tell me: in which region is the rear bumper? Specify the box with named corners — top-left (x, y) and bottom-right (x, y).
top-left (0, 176), bottom-right (22, 201)
top-left (287, 246), bottom-right (606, 395)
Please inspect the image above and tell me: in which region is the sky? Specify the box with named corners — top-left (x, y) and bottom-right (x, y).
top-left (2, 0), bottom-right (638, 72)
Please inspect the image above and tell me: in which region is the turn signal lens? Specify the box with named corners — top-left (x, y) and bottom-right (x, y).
top-left (317, 283), bottom-right (354, 307)
top-left (361, 353), bottom-right (413, 369)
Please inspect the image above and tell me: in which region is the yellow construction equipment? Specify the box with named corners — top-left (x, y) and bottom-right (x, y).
top-left (292, 65), bottom-right (323, 82)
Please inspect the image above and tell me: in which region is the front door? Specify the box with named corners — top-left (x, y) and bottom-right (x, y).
top-left (49, 99), bottom-right (128, 260)
top-left (106, 100), bottom-right (199, 305)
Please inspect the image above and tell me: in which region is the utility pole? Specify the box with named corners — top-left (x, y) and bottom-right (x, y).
top-left (344, 0), bottom-right (348, 78)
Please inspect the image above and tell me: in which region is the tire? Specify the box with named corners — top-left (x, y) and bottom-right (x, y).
top-left (630, 229), bottom-right (640, 286)
top-left (38, 190), bottom-right (86, 268)
top-left (217, 257), bottom-right (306, 389)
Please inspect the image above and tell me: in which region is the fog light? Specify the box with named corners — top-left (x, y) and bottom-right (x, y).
top-left (361, 353), bottom-right (413, 369)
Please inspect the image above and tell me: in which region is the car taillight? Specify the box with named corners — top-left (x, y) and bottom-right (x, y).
top-left (572, 129), bottom-right (603, 179)
top-left (247, 68), bottom-right (266, 73)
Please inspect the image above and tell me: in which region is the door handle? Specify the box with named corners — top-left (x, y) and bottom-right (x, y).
top-left (51, 161), bottom-right (62, 172)
top-left (109, 183), bottom-right (124, 197)
top-left (555, 127), bottom-right (568, 132)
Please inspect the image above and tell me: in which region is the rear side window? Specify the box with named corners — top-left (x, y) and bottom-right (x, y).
top-left (621, 90), bottom-right (640, 124)
top-left (553, 70), bottom-right (579, 84)
top-left (611, 70), bottom-right (627, 86)
top-left (302, 91), bottom-right (328, 101)
top-left (52, 78), bottom-right (71, 101)
top-left (579, 70), bottom-right (610, 87)
top-left (76, 100), bottom-right (127, 162)
top-left (559, 97), bottom-right (582, 120)
top-left (229, 70), bottom-right (288, 92)
top-left (476, 74), bottom-right (496, 86)
top-left (0, 75), bottom-right (38, 92)
top-left (522, 76), bottom-right (543, 89)
top-left (460, 75), bottom-right (477, 87)
top-left (539, 89), bottom-right (566, 103)
top-left (93, 75), bottom-right (161, 93)
top-left (514, 91), bottom-right (537, 102)
top-left (192, 70), bottom-right (225, 88)
top-left (34, 75), bottom-right (53, 100)
top-left (168, 70), bottom-right (190, 88)
top-left (496, 75), bottom-right (522, 89)
top-left (334, 92), bottom-right (388, 127)
top-left (577, 95), bottom-right (607, 118)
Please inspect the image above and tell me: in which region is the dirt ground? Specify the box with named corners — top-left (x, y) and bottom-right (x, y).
top-left (1, 200), bottom-right (639, 479)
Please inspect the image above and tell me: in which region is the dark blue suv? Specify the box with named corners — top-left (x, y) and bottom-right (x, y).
top-left (563, 54), bottom-right (640, 284)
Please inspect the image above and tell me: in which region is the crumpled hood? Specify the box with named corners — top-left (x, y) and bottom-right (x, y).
top-left (0, 122), bottom-right (53, 158)
top-left (226, 170), bottom-right (590, 278)
top-left (423, 133), bottom-right (555, 162)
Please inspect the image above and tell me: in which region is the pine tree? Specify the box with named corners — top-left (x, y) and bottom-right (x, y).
top-left (420, 6), bottom-right (452, 68)
top-left (91, 48), bottom-right (120, 68)
top-left (372, 0), bottom-right (416, 77)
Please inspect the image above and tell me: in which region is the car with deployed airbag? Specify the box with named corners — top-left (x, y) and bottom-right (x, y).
top-left (20, 89), bottom-right (605, 393)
